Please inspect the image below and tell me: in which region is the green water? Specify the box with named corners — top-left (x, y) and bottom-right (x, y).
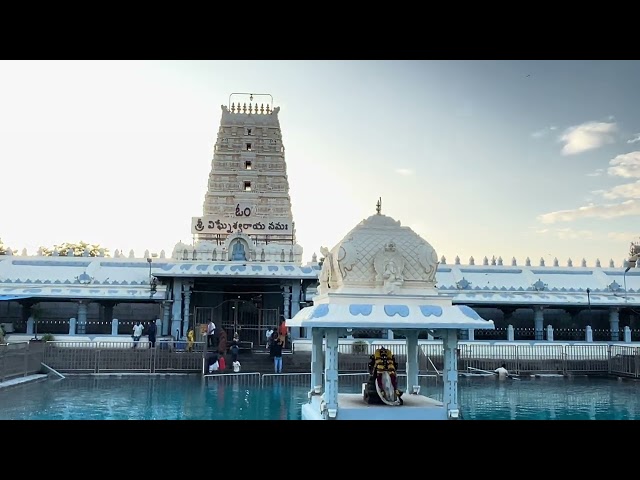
top-left (0, 375), bottom-right (638, 420)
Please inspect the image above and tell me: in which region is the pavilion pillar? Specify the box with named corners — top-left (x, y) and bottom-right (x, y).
top-left (323, 328), bottom-right (339, 419)
top-left (405, 331), bottom-right (419, 394)
top-left (310, 328), bottom-right (324, 395)
top-left (442, 329), bottom-right (460, 419)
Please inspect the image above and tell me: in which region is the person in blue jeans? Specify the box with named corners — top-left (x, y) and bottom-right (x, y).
top-left (270, 334), bottom-right (283, 373)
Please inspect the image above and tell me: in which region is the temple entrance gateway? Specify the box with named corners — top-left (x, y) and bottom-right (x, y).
top-left (194, 300), bottom-right (278, 348)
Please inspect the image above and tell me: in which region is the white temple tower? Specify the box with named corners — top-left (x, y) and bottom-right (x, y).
top-left (177, 93), bottom-right (303, 264)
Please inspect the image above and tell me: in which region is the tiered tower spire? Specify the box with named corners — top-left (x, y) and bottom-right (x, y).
top-left (192, 93), bottom-right (295, 246)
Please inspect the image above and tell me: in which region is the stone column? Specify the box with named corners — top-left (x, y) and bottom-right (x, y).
top-left (103, 302), bottom-right (115, 324)
top-left (310, 328), bottom-right (324, 395)
top-left (405, 331), bottom-right (419, 394)
top-left (26, 316), bottom-right (34, 335)
top-left (323, 328), bottom-right (339, 419)
top-left (502, 307), bottom-right (516, 341)
top-left (290, 281), bottom-right (301, 339)
top-left (161, 301), bottom-right (171, 336)
top-left (182, 287), bottom-right (191, 339)
top-left (77, 301), bottom-right (88, 335)
top-left (609, 307), bottom-right (620, 342)
top-left (69, 317), bottom-right (77, 335)
top-left (442, 329), bottom-right (460, 418)
top-left (171, 278), bottom-right (183, 340)
top-left (624, 326), bottom-right (632, 343)
top-left (111, 318), bottom-right (119, 336)
top-left (533, 306), bottom-right (545, 340)
top-left (282, 285), bottom-right (291, 320)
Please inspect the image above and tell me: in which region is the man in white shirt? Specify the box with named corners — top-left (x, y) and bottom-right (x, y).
top-left (265, 328), bottom-right (274, 349)
top-left (495, 363), bottom-right (509, 379)
top-left (207, 321), bottom-right (216, 348)
top-left (132, 321), bottom-right (144, 348)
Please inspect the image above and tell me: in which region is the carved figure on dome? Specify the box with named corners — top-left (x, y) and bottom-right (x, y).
top-left (374, 242), bottom-right (405, 293)
top-left (319, 246), bottom-right (335, 289)
top-left (363, 347), bottom-right (403, 406)
top-left (336, 236), bottom-right (358, 281)
top-left (417, 242), bottom-right (438, 283)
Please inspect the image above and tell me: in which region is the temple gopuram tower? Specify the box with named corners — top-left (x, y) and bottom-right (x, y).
top-left (174, 93), bottom-right (303, 265)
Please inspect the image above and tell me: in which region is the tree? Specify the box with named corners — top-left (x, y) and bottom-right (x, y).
top-left (0, 237), bottom-right (11, 255)
top-left (40, 241), bottom-right (110, 257)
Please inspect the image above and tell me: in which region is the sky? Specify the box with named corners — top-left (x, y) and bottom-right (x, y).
top-left (1, 60), bottom-right (640, 267)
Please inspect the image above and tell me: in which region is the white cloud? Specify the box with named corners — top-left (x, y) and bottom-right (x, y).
top-left (395, 168), bottom-right (413, 176)
top-left (536, 227), bottom-right (594, 240)
top-left (539, 151), bottom-right (640, 224)
top-left (531, 125), bottom-right (557, 139)
top-left (586, 168), bottom-right (604, 177)
top-left (627, 133), bottom-right (640, 144)
top-left (608, 231), bottom-right (639, 243)
top-left (601, 180), bottom-right (640, 200)
top-left (537, 199), bottom-right (640, 224)
top-left (559, 121), bottom-right (617, 155)
top-left (607, 151), bottom-right (640, 178)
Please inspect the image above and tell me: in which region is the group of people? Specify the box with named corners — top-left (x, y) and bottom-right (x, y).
top-left (205, 320), bottom-right (241, 374)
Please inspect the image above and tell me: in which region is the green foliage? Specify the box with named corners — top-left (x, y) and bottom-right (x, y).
top-left (0, 237), bottom-right (11, 255)
top-left (41, 333), bottom-right (55, 342)
top-left (40, 241), bottom-right (110, 257)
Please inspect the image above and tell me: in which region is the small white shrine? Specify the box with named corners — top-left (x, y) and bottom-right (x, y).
top-left (287, 202), bottom-right (495, 420)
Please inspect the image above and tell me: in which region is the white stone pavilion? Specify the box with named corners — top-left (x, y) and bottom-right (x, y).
top-left (287, 206), bottom-right (495, 420)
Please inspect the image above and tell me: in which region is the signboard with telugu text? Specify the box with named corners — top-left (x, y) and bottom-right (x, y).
top-left (191, 215), bottom-right (293, 235)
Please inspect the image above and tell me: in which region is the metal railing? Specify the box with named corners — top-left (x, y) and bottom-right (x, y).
top-left (200, 372), bottom-right (440, 391)
top-left (610, 345), bottom-right (640, 378)
top-left (204, 372), bottom-right (261, 387)
top-left (42, 341), bottom-right (206, 374)
top-left (2, 341), bottom-right (638, 381)
top-left (0, 341), bottom-right (45, 382)
top-left (261, 373), bottom-right (311, 387)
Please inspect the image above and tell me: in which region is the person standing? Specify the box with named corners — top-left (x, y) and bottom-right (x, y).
top-left (229, 335), bottom-right (240, 363)
top-left (278, 318), bottom-right (288, 349)
top-left (270, 335), bottom-right (283, 373)
top-left (207, 320), bottom-right (216, 348)
top-left (187, 328), bottom-right (195, 352)
top-left (132, 321), bottom-right (144, 348)
top-left (495, 363), bottom-right (510, 379)
top-left (147, 319), bottom-right (157, 348)
top-left (218, 329), bottom-right (228, 370)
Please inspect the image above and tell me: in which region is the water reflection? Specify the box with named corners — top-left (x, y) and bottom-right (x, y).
top-left (1, 375), bottom-right (640, 420)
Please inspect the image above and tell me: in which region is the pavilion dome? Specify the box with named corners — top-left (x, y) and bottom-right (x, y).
top-left (317, 212), bottom-right (439, 296)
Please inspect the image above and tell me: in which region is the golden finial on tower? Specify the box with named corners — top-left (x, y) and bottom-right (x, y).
top-left (376, 197), bottom-right (382, 215)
